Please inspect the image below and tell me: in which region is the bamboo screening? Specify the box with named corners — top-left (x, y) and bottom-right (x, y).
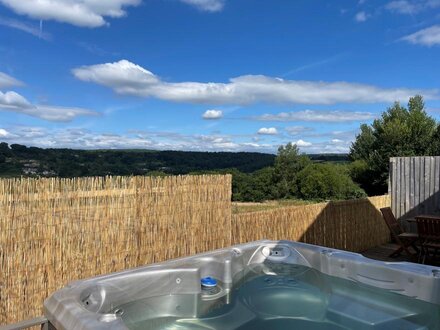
top-left (232, 195), bottom-right (391, 252)
top-left (0, 175), bottom-right (232, 325)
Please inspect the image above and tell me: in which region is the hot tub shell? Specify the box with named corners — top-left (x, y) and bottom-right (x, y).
top-left (44, 240), bottom-right (440, 330)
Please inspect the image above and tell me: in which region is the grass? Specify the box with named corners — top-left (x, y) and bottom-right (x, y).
top-left (232, 199), bottom-right (314, 214)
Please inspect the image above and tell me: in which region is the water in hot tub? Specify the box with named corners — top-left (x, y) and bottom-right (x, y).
top-left (113, 263), bottom-right (440, 329)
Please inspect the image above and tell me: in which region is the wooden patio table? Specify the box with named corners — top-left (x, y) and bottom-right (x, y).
top-left (413, 215), bottom-right (440, 263)
top-left (406, 215), bottom-right (440, 222)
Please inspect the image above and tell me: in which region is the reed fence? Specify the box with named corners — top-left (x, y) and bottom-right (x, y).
top-left (0, 175), bottom-right (232, 326)
top-left (232, 195), bottom-right (391, 252)
top-left (0, 174), bottom-right (391, 327)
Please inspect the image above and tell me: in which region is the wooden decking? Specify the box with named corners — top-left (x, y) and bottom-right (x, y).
top-left (362, 243), bottom-right (440, 266)
top-left (362, 243), bottom-right (412, 262)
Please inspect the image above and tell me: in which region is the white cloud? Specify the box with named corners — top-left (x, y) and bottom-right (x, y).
top-left (285, 126), bottom-right (314, 136)
top-left (73, 60), bottom-right (160, 89)
top-left (385, 0), bottom-right (440, 14)
top-left (402, 25), bottom-right (440, 46)
top-left (355, 11), bottom-right (368, 22)
top-left (0, 72), bottom-right (97, 122)
top-left (0, 90), bottom-right (98, 122)
top-left (0, 72), bottom-right (23, 88)
top-left (254, 110), bottom-right (375, 122)
top-left (0, 0), bottom-right (224, 27)
top-left (0, 128), bottom-right (10, 137)
top-left (291, 138), bottom-right (353, 153)
top-left (307, 129), bottom-right (358, 140)
top-left (0, 90), bottom-right (32, 109)
top-left (0, 0), bottom-right (140, 27)
top-left (295, 139), bottom-right (312, 147)
top-left (73, 60), bottom-right (439, 105)
top-left (0, 17), bottom-right (51, 40)
top-left (386, 0), bottom-right (420, 14)
top-left (2, 126), bottom-right (357, 154)
top-left (179, 0), bottom-right (224, 12)
top-left (30, 105), bottom-right (98, 122)
top-left (2, 127), bottom-right (274, 152)
top-left (257, 127), bottom-right (278, 135)
top-left (202, 109), bottom-right (223, 119)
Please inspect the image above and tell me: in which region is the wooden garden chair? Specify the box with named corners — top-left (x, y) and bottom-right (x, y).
top-left (380, 207), bottom-right (419, 258)
top-left (416, 216), bottom-right (440, 264)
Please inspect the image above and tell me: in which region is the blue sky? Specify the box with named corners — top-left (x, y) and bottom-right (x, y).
top-left (0, 0), bottom-right (439, 153)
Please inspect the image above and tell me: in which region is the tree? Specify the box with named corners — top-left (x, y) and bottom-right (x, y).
top-left (272, 142), bottom-right (311, 198)
top-left (297, 164), bottom-right (365, 200)
top-left (251, 167), bottom-right (277, 201)
top-left (0, 142), bottom-right (11, 157)
top-left (10, 144), bottom-right (28, 153)
top-left (349, 124), bottom-right (374, 161)
top-left (229, 169), bottom-right (259, 202)
top-left (350, 95), bottom-right (436, 195)
top-left (428, 124), bottom-right (440, 155)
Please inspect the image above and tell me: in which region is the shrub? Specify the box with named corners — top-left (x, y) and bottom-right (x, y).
top-left (297, 164), bottom-right (366, 201)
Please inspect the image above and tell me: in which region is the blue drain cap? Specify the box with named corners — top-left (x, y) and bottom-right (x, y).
top-left (201, 277), bottom-right (217, 287)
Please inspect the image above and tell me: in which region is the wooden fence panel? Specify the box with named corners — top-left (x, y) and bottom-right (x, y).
top-left (389, 157), bottom-right (440, 219)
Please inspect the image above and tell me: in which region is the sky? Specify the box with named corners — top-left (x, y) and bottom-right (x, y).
top-left (0, 0), bottom-right (439, 154)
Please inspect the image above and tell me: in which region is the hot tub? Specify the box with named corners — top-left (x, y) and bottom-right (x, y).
top-left (44, 240), bottom-right (440, 329)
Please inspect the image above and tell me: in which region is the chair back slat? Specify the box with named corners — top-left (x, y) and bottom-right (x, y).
top-left (416, 217), bottom-right (440, 241)
top-left (380, 207), bottom-right (403, 237)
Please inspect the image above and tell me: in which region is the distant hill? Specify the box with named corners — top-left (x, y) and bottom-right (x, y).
top-left (308, 153), bottom-right (349, 163)
top-left (0, 142), bottom-right (350, 178)
top-left (0, 142), bottom-right (276, 177)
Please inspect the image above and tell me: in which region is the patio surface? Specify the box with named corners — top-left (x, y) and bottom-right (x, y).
top-left (362, 243), bottom-right (439, 266)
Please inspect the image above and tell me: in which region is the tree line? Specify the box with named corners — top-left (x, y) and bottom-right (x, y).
top-left (210, 143), bottom-right (366, 202)
top-left (0, 146), bottom-right (275, 177)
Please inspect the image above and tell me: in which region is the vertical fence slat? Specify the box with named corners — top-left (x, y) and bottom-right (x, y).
top-left (410, 157), bottom-right (415, 217)
top-left (430, 156), bottom-right (436, 214)
top-left (404, 157), bottom-right (410, 216)
top-left (424, 157), bottom-right (430, 214)
top-left (400, 157), bottom-right (405, 218)
top-left (417, 157), bottom-right (421, 212)
top-left (391, 158), bottom-right (397, 217)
